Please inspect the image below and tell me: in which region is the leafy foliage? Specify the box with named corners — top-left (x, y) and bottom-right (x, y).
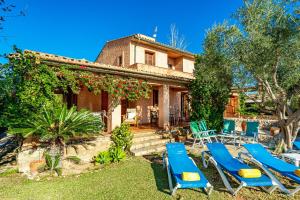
top-left (237, 93), bottom-right (259, 117)
top-left (93, 151), bottom-right (111, 165)
top-left (198, 0), bottom-right (300, 148)
top-left (108, 146), bottom-right (126, 163)
top-left (0, 49), bottom-right (151, 130)
top-left (111, 123), bottom-right (133, 151)
top-left (45, 153), bottom-right (62, 176)
top-left (8, 105), bottom-right (103, 148)
top-left (93, 147), bottom-right (126, 165)
top-left (233, 0), bottom-right (300, 148)
top-left (190, 24), bottom-right (238, 131)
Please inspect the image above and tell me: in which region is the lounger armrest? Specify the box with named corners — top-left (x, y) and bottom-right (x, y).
top-left (201, 151), bottom-right (211, 168)
top-left (238, 151), bottom-right (252, 161)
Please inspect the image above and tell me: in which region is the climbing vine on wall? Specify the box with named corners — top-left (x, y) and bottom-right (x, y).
top-left (0, 48), bottom-right (151, 129)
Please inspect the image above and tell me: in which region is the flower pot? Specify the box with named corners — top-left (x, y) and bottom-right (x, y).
top-left (241, 121), bottom-right (247, 132)
top-left (270, 127), bottom-right (280, 136)
top-left (175, 135), bottom-right (187, 143)
top-left (29, 159), bottom-right (45, 175)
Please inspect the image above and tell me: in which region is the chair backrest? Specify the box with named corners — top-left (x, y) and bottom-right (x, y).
top-left (246, 121), bottom-right (259, 137)
top-left (206, 143), bottom-right (246, 172)
top-left (199, 120), bottom-right (208, 131)
top-left (243, 143), bottom-right (273, 161)
top-left (190, 121), bottom-right (201, 134)
top-left (206, 143), bottom-right (234, 163)
top-left (166, 143), bottom-right (188, 158)
top-left (223, 119), bottom-right (235, 134)
top-left (126, 108), bottom-right (136, 120)
top-left (243, 143), bottom-right (297, 172)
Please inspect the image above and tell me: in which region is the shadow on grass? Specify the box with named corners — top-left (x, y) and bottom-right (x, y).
top-left (143, 155), bottom-right (170, 195)
top-left (188, 154), bottom-right (239, 194)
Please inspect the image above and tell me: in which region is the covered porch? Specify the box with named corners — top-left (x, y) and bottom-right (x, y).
top-left (32, 50), bottom-right (194, 133)
top-left (73, 81), bottom-right (190, 133)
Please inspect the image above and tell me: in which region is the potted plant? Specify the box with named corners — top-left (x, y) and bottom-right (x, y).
top-left (173, 128), bottom-right (188, 143)
top-left (270, 127), bottom-right (280, 137)
top-left (241, 121), bottom-right (247, 132)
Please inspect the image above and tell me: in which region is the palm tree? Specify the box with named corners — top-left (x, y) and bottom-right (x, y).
top-left (9, 105), bottom-right (103, 155)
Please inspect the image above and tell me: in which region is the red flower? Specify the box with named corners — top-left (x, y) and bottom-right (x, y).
top-left (80, 65), bottom-right (87, 69)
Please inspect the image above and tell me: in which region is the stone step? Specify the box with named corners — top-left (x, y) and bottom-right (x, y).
top-left (133, 133), bottom-right (161, 143)
top-left (131, 144), bottom-right (166, 156)
top-left (130, 138), bottom-right (170, 151)
top-left (133, 131), bottom-right (157, 137)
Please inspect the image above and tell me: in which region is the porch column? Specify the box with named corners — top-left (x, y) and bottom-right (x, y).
top-left (158, 84), bottom-right (170, 128)
top-left (107, 95), bottom-right (121, 133)
top-left (176, 92), bottom-right (181, 117)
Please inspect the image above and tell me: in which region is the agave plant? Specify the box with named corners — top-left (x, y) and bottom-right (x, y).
top-left (9, 105), bottom-right (103, 154)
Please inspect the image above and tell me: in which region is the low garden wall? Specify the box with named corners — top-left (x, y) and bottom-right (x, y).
top-left (17, 135), bottom-right (111, 176)
top-left (224, 117), bottom-right (279, 132)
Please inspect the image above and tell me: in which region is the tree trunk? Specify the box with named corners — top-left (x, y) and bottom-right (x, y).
top-left (277, 104), bottom-right (300, 151)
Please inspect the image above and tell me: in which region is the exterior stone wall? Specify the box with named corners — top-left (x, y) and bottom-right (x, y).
top-left (17, 135), bottom-right (111, 176)
top-left (96, 37), bottom-right (131, 67)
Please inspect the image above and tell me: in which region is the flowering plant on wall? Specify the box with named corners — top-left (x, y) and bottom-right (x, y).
top-left (73, 67), bottom-right (151, 114)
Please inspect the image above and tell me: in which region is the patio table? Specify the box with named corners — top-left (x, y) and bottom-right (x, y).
top-left (281, 153), bottom-right (300, 167)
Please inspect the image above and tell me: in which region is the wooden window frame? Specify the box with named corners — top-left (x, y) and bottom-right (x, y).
top-left (118, 55), bottom-right (123, 67)
top-left (145, 51), bottom-right (155, 66)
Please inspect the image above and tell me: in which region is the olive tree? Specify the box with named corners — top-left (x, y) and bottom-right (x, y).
top-left (234, 0), bottom-right (300, 149)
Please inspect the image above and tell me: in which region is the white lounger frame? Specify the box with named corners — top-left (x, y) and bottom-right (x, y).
top-left (238, 152), bottom-right (300, 196)
top-left (201, 151), bottom-right (278, 196)
top-left (219, 133), bottom-right (241, 147)
top-left (162, 153), bottom-right (213, 196)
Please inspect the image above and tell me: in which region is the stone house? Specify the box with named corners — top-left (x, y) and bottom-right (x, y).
top-left (30, 34), bottom-right (195, 132)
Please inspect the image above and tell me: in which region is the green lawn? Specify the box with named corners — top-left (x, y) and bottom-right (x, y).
top-left (0, 157), bottom-right (299, 200)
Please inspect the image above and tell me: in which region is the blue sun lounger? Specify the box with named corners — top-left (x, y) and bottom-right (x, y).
top-left (294, 141), bottom-right (300, 150)
top-left (202, 143), bottom-right (278, 195)
top-left (163, 143), bottom-right (213, 196)
top-left (241, 143), bottom-right (300, 196)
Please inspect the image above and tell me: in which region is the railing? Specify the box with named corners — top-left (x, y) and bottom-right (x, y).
top-left (129, 63), bottom-right (194, 80)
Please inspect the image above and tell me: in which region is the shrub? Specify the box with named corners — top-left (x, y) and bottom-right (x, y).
top-left (109, 146), bottom-right (126, 163)
top-left (93, 147), bottom-right (126, 165)
top-left (45, 153), bottom-right (62, 176)
top-left (93, 151), bottom-right (111, 165)
top-left (111, 123), bottom-right (133, 151)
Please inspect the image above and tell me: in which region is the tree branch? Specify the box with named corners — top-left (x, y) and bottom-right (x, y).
top-left (272, 57), bottom-right (286, 96)
top-left (286, 109), bottom-right (300, 126)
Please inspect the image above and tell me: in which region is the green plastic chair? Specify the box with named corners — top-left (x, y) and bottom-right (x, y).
top-left (223, 120), bottom-right (235, 134)
top-left (220, 119), bottom-right (240, 145)
top-left (190, 121), bottom-right (211, 148)
top-left (198, 120), bottom-right (218, 142)
top-left (241, 121), bottom-right (259, 143)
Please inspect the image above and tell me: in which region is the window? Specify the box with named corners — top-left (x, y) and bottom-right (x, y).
top-left (145, 51), bottom-right (155, 65)
top-left (153, 89), bottom-right (159, 106)
top-left (118, 55), bottom-right (123, 66)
